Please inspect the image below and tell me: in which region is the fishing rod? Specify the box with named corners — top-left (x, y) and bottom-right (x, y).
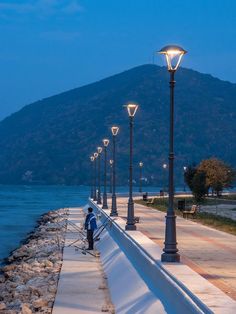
top-left (93, 217), bottom-right (116, 241)
top-left (66, 216), bottom-right (110, 247)
top-left (74, 245), bottom-right (100, 257)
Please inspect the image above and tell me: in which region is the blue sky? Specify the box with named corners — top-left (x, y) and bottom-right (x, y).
top-left (0, 0), bottom-right (235, 119)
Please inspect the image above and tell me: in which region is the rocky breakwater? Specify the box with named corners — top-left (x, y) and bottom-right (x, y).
top-left (0, 208), bottom-right (68, 314)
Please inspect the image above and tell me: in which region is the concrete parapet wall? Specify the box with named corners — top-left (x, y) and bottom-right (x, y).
top-left (88, 199), bottom-right (213, 314)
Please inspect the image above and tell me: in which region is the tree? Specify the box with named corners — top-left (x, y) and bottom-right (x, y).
top-left (192, 171), bottom-right (207, 202)
top-left (198, 158), bottom-right (235, 196)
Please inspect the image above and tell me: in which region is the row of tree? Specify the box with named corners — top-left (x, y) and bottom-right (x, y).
top-left (184, 158), bottom-right (235, 202)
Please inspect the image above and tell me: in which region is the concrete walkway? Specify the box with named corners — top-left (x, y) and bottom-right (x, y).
top-left (111, 197), bottom-right (236, 301)
top-left (52, 207), bottom-right (113, 314)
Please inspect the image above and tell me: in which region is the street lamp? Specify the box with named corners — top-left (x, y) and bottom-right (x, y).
top-left (159, 44), bottom-right (187, 262)
top-left (90, 156), bottom-right (95, 199)
top-left (97, 146), bottom-right (103, 205)
top-left (93, 152), bottom-right (98, 201)
top-left (126, 103), bottom-right (139, 231)
top-left (110, 126), bottom-right (119, 216)
top-left (139, 162), bottom-right (143, 193)
top-left (102, 139), bottom-right (109, 209)
top-left (109, 159), bottom-right (113, 193)
top-left (163, 163), bottom-right (167, 193)
top-left (183, 166), bottom-right (187, 192)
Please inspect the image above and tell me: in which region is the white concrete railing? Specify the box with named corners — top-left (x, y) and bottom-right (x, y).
top-left (88, 199), bottom-right (212, 314)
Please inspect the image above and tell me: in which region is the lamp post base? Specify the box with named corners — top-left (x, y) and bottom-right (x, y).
top-left (110, 212), bottom-right (118, 217)
top-left (161, 252), bottom-right (180, 263)
top-left (125, 224), bottom-right (136, 231)
top-left (110, 195), bottom-right (118, 216)
top-left (102, 194), bottom-right (108, 209)
top-left (97, 191), bottom-right (102, 204)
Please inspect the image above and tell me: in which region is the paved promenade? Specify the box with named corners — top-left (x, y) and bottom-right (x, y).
top-left (52, 207), bottom-right (113, 314)
top-left (111, 197), bottom-right (236, 301)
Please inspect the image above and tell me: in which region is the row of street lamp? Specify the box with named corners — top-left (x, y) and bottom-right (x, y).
top-left (89, 44), bottom-right (187, 262)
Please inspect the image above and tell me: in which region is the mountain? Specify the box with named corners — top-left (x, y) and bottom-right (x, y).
top-left (0, 64), bottom-right (235, 186)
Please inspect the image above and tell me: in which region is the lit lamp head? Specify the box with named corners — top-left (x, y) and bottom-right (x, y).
top-left (163, 163), bottom-right (167, 169)
top-left (127, 103), bottom-right (139, 117)
top-left (159, 45), bottom-right (187, 72)
top-left (97, 146), bottom-right (103, 154)
top-left (183, 166), bottom-right (187, 171)
top-left (90, 156), bottom-right (95, 162)
top-left (103, 139), bottom-right (109, 147)
top-left (94, 152), bottom-right (98, 158)
top-left (139, 162), bottom-right (143, 167)
top-left (111, 126), bottom-right (119, 136)
top-left (109, 159), bottom-right (113, 165)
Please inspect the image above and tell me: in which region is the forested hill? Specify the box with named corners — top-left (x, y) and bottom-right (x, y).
top-left (0, 64), bottom-right (235, 185)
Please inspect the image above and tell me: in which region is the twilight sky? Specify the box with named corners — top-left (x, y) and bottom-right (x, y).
top-left (0, 0), bottom-right (235, 120)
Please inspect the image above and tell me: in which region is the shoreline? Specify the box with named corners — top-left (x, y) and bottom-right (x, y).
top-left (0, 208), bottom-right (68, 314)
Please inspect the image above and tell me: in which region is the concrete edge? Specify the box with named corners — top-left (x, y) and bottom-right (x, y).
top-left (88, 199), bottom-right (213, 314)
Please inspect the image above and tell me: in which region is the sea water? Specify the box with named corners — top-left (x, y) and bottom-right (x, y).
top-left (0, 185), bottom-right (90, 263)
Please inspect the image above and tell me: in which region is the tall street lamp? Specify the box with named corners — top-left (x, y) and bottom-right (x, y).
top-left (90, 156), bottom-right (95, 199)
top-left (159, 45), bottom-right (187, 262)
top-left (109, 159), bottom-right (113, 194)
top-left (97, 146), bottom-right (103, 205)
top-left (93, 152), bottom-right (98, 201)
top-left (162, 163), bottom-right (167, 193)
top-left (126, 103), bottom-right (139, 231)
top-left (110, 126), bottom-right (119, 216)
top-left (139, 162), bottom-right (143, 193)
top-left (102, 139), bottom-right (109, 209)
top-left (183, 166), bottom-right (187, 192)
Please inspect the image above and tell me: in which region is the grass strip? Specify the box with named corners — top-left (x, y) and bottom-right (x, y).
top-left (135, 198), bottom-right (236, 236)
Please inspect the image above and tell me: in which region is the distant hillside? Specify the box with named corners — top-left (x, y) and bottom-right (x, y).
top-left (0, 64), bottom-right (235, 185)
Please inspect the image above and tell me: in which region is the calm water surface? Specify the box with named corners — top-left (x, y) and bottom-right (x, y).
top-left (0, 185), bottom-right (91, 262)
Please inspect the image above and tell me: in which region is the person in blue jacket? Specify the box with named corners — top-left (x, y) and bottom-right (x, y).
top-left (84, 207), bottom-right (97, 250)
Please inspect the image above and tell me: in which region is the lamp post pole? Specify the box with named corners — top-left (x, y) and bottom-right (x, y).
top-left (90, 156), bottom-right (95, 199)
top-left (93, 152), bottom-right (98, 201)
top-left (110, 127), bottom-right (119, 216)
top-left (126, 103), bottom-right (138, 231)
top-left (97, 147), bottom-right (102, 205)
top-left (109, 160), bottom-right (113, 194)
top-left (139, 162), bottom-right (143, 193)
top-left (163, 163), bottom-right (167, 193)
top-left (102, 139), bottom-right (109, 209)
top-left (183, 166), bottom-right (187, 192)
top-left (159, 44), bottom-right (187, 263)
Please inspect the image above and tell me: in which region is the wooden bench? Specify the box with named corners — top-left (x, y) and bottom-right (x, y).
top-left (182, 205), bottom-right (198, 219)
top-left (146, 197), bottom-right (155, 206)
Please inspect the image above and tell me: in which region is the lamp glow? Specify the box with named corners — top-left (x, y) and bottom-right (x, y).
top-left (163, 163), bottom-right (167, 169)
top-left (97, 147), bottom-right (103, 154)
top-left (159, 45), bottom-right (187, 72)
top-left (127, 103), bottom-right (139, 117)
top-left (94, 152), bottom-right (98, 158)
top-left (111, 126), bottom-right (119, 136)
top-left (139, 162), bottom-right (143, 167)
top-left (103, 139), bottom-right (109, 147)
top-left (90, 156), bottom-right (95, 162)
